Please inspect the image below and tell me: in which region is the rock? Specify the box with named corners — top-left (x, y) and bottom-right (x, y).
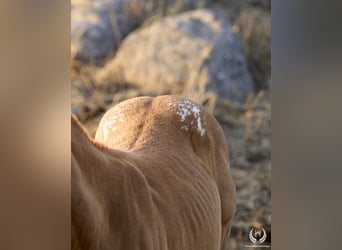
top-left (246, 0), bottom-right (271, 10)
top-left (96, 9), bottom-right (255, 103)
top-left (71, 0), bottom-right (198, 64)
top-left (71, 0), bottom-right (143, 63)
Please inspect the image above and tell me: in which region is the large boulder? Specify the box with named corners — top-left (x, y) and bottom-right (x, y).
top-left (246, 0), bottom-right (271, 10)
top-left (71, 0), bottom-right (144, 63)
top-left (71, 0), bottom-right (198, 64)
top-left (96, 9), bottom-right (256, 103)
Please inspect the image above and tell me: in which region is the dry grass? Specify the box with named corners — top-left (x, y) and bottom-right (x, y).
top-left (182, 44), bottom-right (218, 114)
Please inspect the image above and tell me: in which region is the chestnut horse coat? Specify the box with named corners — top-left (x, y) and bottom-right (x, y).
top-left (72, 96), bottom-right (235, 250)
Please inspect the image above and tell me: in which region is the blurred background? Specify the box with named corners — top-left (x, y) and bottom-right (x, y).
top-left (71, 0), bottom-right (271, 249)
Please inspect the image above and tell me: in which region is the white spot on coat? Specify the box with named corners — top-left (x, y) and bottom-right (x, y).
top-left (102, 111), bottom-right (125, 141)
top-left (169, 100), bottom-right (206, 136)
top-left (181, 125), bottom-right (189, 131)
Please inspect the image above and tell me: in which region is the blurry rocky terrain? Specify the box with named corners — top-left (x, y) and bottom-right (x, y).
top-left (71, 0), bottom-right (199, 63)
top-left (95, 9), bottom-right (255, 102)
top-left (71, 0), bottom-right (271, 249)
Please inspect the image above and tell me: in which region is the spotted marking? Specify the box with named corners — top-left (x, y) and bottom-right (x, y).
top-left (180, 125), bottom-right (189, 131)
top-left (169, 100), bottom-right (206, 136)
top-left (102, 111), bottom-right (125, 142)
